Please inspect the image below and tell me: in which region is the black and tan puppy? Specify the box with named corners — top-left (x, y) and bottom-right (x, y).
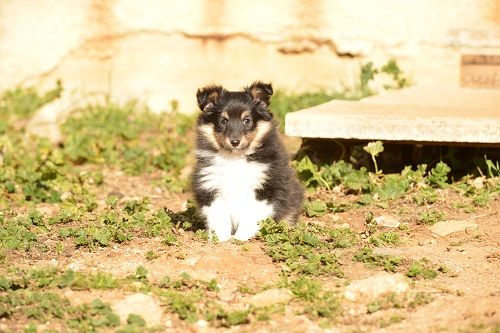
top-left (192, 81), bottom-right (304, 241)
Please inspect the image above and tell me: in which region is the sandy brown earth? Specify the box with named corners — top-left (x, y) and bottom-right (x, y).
top-left (2, 183), bottom-right (500, 332)
top-left (1, 168), bottom-right (499, 333)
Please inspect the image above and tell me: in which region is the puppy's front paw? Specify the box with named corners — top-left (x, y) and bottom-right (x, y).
top-left (209, 228), bottom-right (232, 242)
top-left (233, 226), bottom-right (258, 241)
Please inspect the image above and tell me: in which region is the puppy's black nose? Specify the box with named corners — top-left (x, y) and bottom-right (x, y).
top-left (230, 139), bottom-right (240, 147)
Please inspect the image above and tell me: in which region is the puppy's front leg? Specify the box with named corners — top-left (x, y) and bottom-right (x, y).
top-left (201, 199), bottom-right (232, 242)
top-left (233, 200), bottom-right (273, 241)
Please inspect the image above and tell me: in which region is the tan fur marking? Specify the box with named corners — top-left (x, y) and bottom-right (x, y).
top-left (221, 111), bottom-right (229, 119)
top-left (246, 121), bottom-right (272, 154)
top-left (208, 91), bottom-right (219, 103)
top-left (198, 124), bottom-right (220, 150)
top-left (241, 110), bottom-right (251, 120)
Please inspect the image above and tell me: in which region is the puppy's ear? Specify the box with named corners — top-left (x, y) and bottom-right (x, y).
top-left (247, 81), bottom-right (273, 106)
top-left (196, 85), bottom-right (224, 112)
top-left (247, 81), bottom-right (273, 120)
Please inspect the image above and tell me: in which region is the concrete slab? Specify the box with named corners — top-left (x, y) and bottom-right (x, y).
top-left (285, 85), bottom-right (500, 144)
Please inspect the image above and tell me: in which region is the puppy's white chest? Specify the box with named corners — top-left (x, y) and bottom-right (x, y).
top-left (196, 150), bottom-right (274, 241)
top-left (197, 151), bottom-right (268, 200)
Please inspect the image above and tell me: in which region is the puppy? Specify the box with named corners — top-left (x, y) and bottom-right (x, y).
top-left (191, 81), bottom-right (304, 241)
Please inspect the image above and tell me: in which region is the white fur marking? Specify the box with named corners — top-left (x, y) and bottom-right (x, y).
top-left (196, 149), bottom-right (274, 241)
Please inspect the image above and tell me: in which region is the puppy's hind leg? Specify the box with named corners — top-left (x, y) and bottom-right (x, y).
top-left (201, 199), bottom-right (232, 242)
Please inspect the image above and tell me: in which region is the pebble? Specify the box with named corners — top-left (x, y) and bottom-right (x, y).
top-left (344, 272), bottom-right (409, 301)
top-left (249, 288), bottom-right (293, 307)
top-left (375, 215), bottom-right (401, 228)
top-left (429, 220), bottom-right (478, 237)
top-left (113, 293), bottom-right (163, 326)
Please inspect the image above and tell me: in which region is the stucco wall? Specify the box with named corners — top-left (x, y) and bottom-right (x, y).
top-left (1, 0), bottom-right (499, 112)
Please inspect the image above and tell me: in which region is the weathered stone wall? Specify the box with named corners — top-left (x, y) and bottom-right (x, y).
top-left (1, 0), bottom-right (499, 112)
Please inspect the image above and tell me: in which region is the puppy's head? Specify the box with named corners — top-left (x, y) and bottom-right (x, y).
top-left (196, 81), bottom-right (274, 153)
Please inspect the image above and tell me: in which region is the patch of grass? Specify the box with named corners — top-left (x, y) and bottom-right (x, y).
top-left (408, 292), bottom-right (434, 309)
top-left (145, 250), bottom-right (158, 261)
top-left (61, 102), bottom-right (192, 177)
top-left (353, 247), bottom-right (402, 272)
top-left (282, 277), bottom-right (341, 319)
top-left (327, 227), bottom-right (358, 248)
top-left (1, 267), bottom-right (119, 291)
top-left (0, 81), bottom-right (62, 125)
top-left (304, 200), bottom-right (328, 217)
top-left (418, 210), bottom-right (446, 225)
top-left (406, 259), bottom-right (438, 280)
top-left (259, 220), bottom-right (343, 277)
top-left (0, 287), bottom-right (120, 332)
top-left (370, 231), bottom-right (400, 247)
top-left (156, 273), bottom-right (219, 323)
top-left (0, 212), bottom-right (41, 251)
top-left (367, 291), bottom-right (433, 314)
top-left (413, 187), bottom-right (438, 205)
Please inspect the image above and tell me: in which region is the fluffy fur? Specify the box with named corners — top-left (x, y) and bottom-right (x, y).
top-left (192, 81), bottom-right (304, 241)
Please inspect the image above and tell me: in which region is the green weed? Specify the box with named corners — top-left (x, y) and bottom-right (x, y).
top-left (259, 220), bottom-right (343, 277)
top-left (418, 210), bottom-right (446, 225)
top-left (369, 231), bottom-right (400, 247)
top-left (353, 247), bottom-right (402, 272)
top-left (406, 259), bottom-right (438, 280)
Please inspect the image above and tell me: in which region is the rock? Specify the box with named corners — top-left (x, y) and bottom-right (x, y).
top-left (471, 177), bottom-right (485, 189)
top-left (217, 287), bottom-right (235, 302)
top-left (113, 293), bottom-right (163, 326)
top-left (249, 288), bottom-right (293, 308)
top-left (375, 215), bottom-right (401, 228)
top-left (429, 220), bottom-right (478, 237)
top-left (196, 319), bottom-right (208, 328)
top-left (344, 272), bottom-right (409, 301)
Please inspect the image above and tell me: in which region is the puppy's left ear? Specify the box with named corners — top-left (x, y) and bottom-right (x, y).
top-left (247, 81), bottom-right (273, 106)
top-left (247, 81), bottom-right (273, 120)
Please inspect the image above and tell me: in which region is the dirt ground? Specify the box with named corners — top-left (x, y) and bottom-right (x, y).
top-left (2, 165), bottom-right (499, 333)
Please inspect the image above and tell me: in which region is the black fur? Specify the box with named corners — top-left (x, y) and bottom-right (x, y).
top-left (192, 81), bottom-right (304, 225)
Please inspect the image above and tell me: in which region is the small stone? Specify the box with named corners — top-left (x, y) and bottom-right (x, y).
top-left (113, 293), bottom-right (162, 326)
top-left (471, 177), bottom-right (484, 189)
top-left (218, 288), bottom-right (235, 302)
top-left (429, 220), bottom-right (478, 237)
top-left (331, 215), bottom-right (341, 222)
top-left (344, 272), bottom-right (409, 301)
top-left (375, 215), bottom-right (400, 228)
top-left (249, 288), bottom-right (293, 307)
top-left (196, 319), bottom-right (208, 328)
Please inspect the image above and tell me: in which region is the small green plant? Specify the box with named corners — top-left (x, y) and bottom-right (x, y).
top-left (353, 247), bottom-right (402, 272)
top-left (406, 259), bottom-right (438, 280)
top-left (428, 162), bottom-right (451, 188)
top-left (145, 251), bottom-right (158, 261)
top-left (370, 231), bottom-right (400, 247)
top-left (259, 219), bottom-right (343, 277)
top-left (363, 141), bottom-right (384, 174)
top-left (418, 210), bottom-right (446, 225)
top-left (328, 227), bottom-right (358, 248)
top-left (304, 200), bottom-right (328, 217)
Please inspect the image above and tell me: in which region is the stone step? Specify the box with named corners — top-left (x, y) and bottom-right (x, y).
top-left (285, 85), bottom-right (500, 145)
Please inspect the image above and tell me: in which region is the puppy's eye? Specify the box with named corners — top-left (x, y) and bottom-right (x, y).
top-left (243, 118), bottom-right (251, 126)
top-left (220, 118), bottom-right (228, 125)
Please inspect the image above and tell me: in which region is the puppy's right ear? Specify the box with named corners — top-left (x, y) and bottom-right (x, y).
top-left (196, 85), bottom-right (224, 112)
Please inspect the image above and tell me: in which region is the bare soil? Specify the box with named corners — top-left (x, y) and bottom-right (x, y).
top-left (1, 170), bottom-right (499, 333)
